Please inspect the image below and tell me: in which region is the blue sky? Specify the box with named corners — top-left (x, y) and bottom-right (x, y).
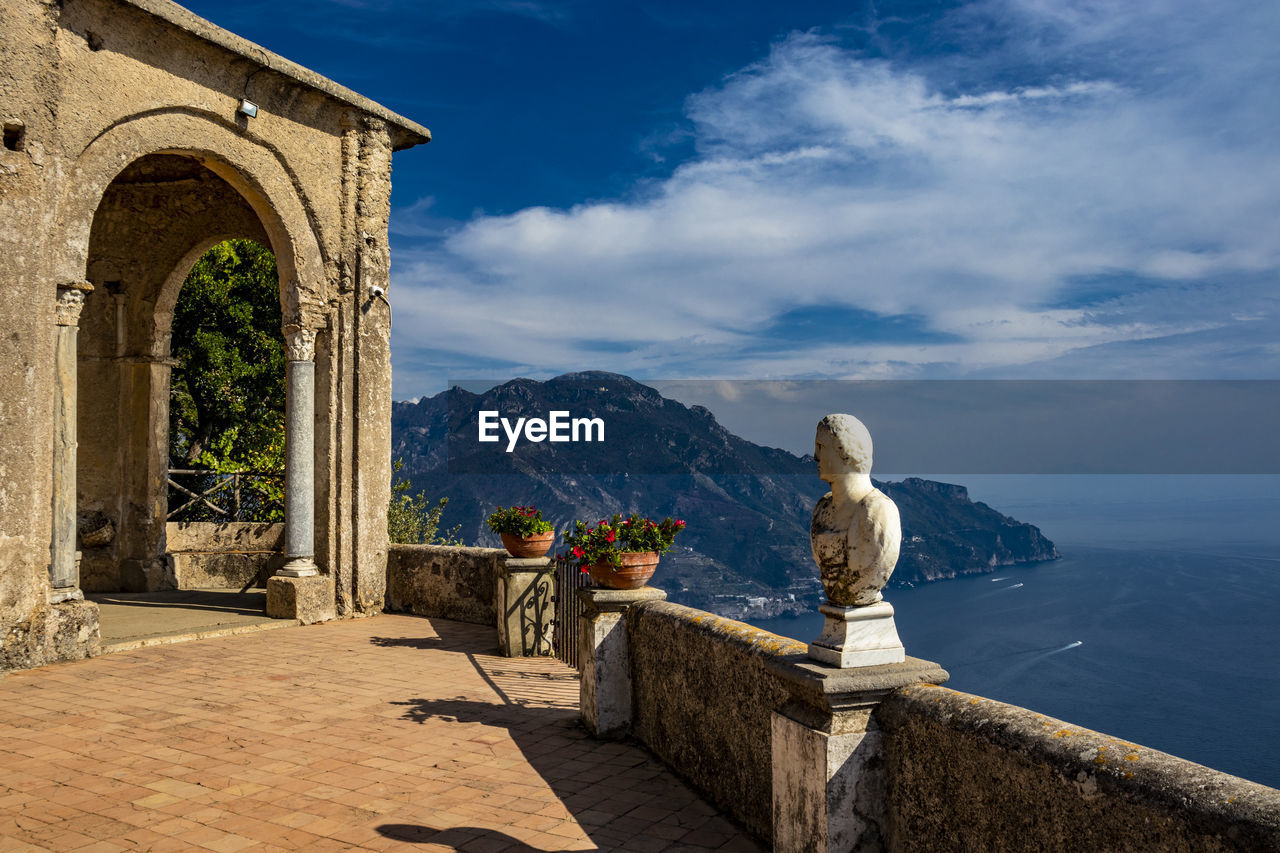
top-left (183, 0), bottom-right (1280, 398)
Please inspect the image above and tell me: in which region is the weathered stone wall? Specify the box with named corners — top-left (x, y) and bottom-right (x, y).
top-left (347, 117), bottom-right (394, 616)
top-left (0, 600), bottom-right (100, 672)
top-left (385, 545), bottom-right (502, 626)
top-left (169, 553), bottom-right (278, 589)
top-left (621, 602), bottom-right (1280, 850)
top-left (0, 0), bottom-right (64, 674)
top-left (876, 684), bottom-right (1280, 852)
top-left (166, 522), bottom-right (284, 553)
top-left (627, 600), bottom-right (807, 840)
top-left (165, 522), bottom-right (284, 589)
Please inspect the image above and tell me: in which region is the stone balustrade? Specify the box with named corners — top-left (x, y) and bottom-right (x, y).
top-left (390, 546), bottom-right (1280, 850)
top-left (876, 684), bottom-right (1280, 851)
top-left (586, 590), bottom-right (1280, 852)
top-left (386, 544), bottom-right (554, 658)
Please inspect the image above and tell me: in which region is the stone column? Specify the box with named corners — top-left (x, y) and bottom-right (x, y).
top-left (50, 281), bottom-right (93, 602)
top-left (266, 328), bottom-right (335, 624)
top-left (496, 556), bottom-right (555, 657)
top-left (577, 585), bottom-right (667, 738)
top-left (767, 656), bottom-right (949, 852)
top-left (279, 328), bottom-right (317, 577)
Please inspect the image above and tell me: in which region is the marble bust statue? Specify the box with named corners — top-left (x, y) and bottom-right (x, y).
top-left (810, 413), bottom-right (902, 607)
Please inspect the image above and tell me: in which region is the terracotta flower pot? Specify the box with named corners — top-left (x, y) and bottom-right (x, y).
top-left (501, 530), bottom-right (555, 558)
top-left (589, 551), bottom-right (659, 590)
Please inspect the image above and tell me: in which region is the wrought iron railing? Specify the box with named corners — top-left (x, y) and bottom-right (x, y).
top-left (166, 469), bottom-right (283, 523)
top-left (553, 555), bottom-right (589, 672)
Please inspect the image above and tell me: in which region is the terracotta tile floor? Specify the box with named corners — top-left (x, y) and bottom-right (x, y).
top-left (0, 615), bottom-right (765, 852)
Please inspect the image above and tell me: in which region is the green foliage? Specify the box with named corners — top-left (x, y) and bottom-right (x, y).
top-left (166, 241), bottom-right (459, 539)
top-left (169, 239), bottom-right (285, 476)
top-left (562, 512), bottom-right (686, 571)
top-left (388, 459), bottom-right (464, 545)
top-left (167, 239), bottom-right (285, 522)
top-left (486, 506), bottom-right (554, 537)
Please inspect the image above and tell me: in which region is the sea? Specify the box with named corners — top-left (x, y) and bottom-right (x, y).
top-left (747, 475), bottom-right (1280, 790)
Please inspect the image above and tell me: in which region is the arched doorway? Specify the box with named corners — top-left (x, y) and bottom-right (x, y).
top-left (77, 153), bottom-right (304, 594)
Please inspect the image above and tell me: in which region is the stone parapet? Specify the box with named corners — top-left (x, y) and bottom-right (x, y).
top-left (611, 596), bottom-right (1280, 851)
top-left (877, 684), bottom-right (1280, 852)
top-left (767, 654), bottom-right (948, 853)
top-left (170, 552), bottom-right (282, 590)
top-left (766, 654), bottom-right (949, 719)
top-left (385, 544), bottom-right (502, 626)
top-left (626, 599), bottom-right (806, 840)
top-left (166, 522), bottom-right (283, 553)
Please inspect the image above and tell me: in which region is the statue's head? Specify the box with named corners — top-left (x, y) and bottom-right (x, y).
top-left (815, 413), bottom-right (873, 480)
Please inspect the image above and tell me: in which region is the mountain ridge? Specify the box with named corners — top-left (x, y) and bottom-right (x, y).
top-left (392, 373), bottom-right (1059, 616)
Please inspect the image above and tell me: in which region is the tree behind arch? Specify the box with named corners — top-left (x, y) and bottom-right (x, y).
top-left (169, 239), bottom-right (286, 497)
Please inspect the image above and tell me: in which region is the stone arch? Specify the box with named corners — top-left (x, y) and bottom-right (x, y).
top-left (60, 108), bottom-right (329, 332)
top-left (152, 234), bottom-right (261, 360)
top-left (72, 128), bottom-right (316, 592)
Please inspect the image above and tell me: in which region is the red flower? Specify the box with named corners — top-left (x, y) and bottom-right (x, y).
top-left (605, 531), bottom-right (616, 543)
top-left (571, 546), bottom-right (585, 558)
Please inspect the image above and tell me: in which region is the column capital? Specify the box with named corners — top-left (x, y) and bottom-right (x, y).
top-left (284, 327), bottom-right (317, 361)
top-left (55, 281), bottom-right (94, 327)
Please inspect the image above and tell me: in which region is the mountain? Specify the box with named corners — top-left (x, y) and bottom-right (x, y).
top-left (391, 372), bottom-right (1058, 616)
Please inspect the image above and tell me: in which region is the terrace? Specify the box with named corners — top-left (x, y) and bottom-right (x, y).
top-left (0, 611), bottom-right (762, 852)
top-left (5, 1), bottom-right (1280, 849)
top-left (6, 544), bottom-right (1280, 852)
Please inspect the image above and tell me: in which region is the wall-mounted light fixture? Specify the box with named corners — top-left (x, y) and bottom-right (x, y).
top-left (367, 284), bottom-right (392, 325)
top-left (237, 99), bottom-right (259, 119)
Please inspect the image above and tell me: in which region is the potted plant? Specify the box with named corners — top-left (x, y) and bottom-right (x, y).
top-left (487, 506), bottom-right (556, 558)
top-left (562, 512), bottom-right (686, 589)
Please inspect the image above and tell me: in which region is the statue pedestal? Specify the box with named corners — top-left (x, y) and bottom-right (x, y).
top-left (808, 600), bottom-right (905, 668)
top-left (767, 655), bottom-right (948, 853)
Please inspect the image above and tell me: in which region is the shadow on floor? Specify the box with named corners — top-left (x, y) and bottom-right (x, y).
top-left (88, 588), bottom-right (281, 644)
top-left (374, 618), bottom-right (764, 852)
top-left (378, 823), bottom-right (551, 850)
top-left (369, 635), bottom-right (448, 650)
top-left (90, 589), bottom-right (268, 615)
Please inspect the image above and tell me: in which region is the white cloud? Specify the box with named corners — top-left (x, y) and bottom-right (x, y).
top-left (390, 0), bottom-right (1280, 395)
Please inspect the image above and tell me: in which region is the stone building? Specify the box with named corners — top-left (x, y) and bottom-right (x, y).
top-left (0, 0), bottom-right (430, 670)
